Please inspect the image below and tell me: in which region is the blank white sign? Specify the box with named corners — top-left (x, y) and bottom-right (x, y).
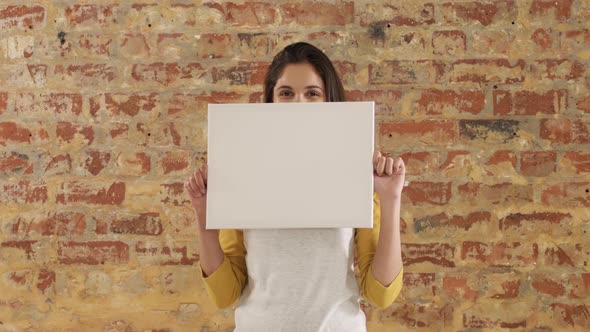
top-left (206, 101), bottom-right (375, 229)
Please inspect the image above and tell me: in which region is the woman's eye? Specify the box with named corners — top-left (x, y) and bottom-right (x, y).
top-left (307, 91), bottom-right (321, 97)
top-left (278, 90), bottom-right (293, 97)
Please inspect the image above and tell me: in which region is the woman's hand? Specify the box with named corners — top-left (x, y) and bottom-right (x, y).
top-left (185, 164), bottom-right (209, 231)
top-left (373, 149), bottom-right (406, 201)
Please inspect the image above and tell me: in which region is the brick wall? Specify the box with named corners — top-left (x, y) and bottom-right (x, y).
top-left (0, 1), bottom-right (589, 331)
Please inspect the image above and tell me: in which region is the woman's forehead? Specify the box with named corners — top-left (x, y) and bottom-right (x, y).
top-left (275, 63), bottom-right (324, 88)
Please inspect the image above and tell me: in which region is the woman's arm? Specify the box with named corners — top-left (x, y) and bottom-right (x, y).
top-left (370, 195), bottom-right (403, 286)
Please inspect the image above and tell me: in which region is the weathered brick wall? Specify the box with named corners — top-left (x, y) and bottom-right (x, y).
top-left (0, 1), bottom-right (589, 331)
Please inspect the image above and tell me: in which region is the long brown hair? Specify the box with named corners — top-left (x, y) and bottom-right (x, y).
top-left (263, 42), bottom-right (346, 103)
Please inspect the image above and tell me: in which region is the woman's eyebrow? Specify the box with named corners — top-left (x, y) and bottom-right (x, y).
top-left (276, 85), bottom-right (292, 90)
top-left (305, 85), bottom-right (323, 90)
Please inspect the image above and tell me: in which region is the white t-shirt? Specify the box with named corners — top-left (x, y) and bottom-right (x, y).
top-left (233, 228), bottom-right (366, 332)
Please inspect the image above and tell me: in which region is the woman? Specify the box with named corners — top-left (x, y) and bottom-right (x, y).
top-left (185, 42), bottom-right (405, 331)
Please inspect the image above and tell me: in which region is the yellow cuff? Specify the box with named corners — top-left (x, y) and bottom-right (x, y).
top-left (365, 266), bottom-right (403, 309)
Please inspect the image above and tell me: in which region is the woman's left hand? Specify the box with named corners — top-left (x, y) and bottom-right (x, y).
top-left (373, 149), bottom-right (406, 200)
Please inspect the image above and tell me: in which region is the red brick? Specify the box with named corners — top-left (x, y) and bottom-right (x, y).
top-left (577, 95), bottom-right (590, 113)
top-left (541, 119), bottom-right (590, 144)
top-left (414, 89), bottom-right (484, 115)
top-left (3, 64), bottom-right (47, 87)
top-left (56, 121), bottom-right (94, 145)
top-left (381, 303), bottom-right (454, 328)
top-left (196, 33), bottom-right (232, 59)
top-left (101, 93), bottom-right (159, 117)
top-left (441, 1), bottom-right (516, 26)
top-left (83, 150), bottom-right (111, 176)
top-left (131, 63), bottom-right (207, 86)
top-left (7, 270), bottom-right (31, 286)
top-left (540, 182), bottom-right (590, 207)
top-left (568, 274), bottom-right (590, 298)
top-left (211, 62), bottom-right (268, 85)
top-left (204, 2), bottom-right (276, 26)
top-left (449, 59), bottom-right (525, 83)
top-left (414, 211), bottom-right (492, 234)
top-left (369, 60), bottom-right (443, 84)
top-left (457, 182), bottom-right (533, 206)
top-left (443, 275), bottom-right (478, 301)
top-left (109, 123), bottom-right (129, 139)
top-left (15, 93), bottom-right (83, 117)
top-left (64, 4), bottom-right (118, 27)
top-left (493, 90), bottom-right (567, 115)
top-left (36, 269), bottom-right (55, 295)
top-left (12, 212), bottom-right (86, 236)
top-left (44, 153), bottom-right (72, 176)
top-left (535, 59), bottom-right (585, 80)
top-left (484, 150), bottom-right (517, 176)
top-left (477, 274), bottom-right (521, 299)
top-left (543, 243), bottom-right (581, 267)
top-left (402, 243), bottom-right (456, 267)
top-left (0, 151), bottom-right (33, 176)
top-left (562, 30), bottom-right (590, 53)
top-left (78, 33), bottom-right (113, 57)
top-left (345, 90), bottom-right (402, 116)
top-left (54, 64), bottom-right (116, 87)
top-left (403, 273), bottom-right (436, 298)
top-left (135, 122), bottom-right (184, 147)
top-left (532, 275), bottom-right (566, 297)
top-left (563, 152), bottom-right (590, 174)
top-left (0, 5), bottom-right (45, 30)
top-left (1, 180), bottom-right (47, 204)
top-left (471, 30), bottom-right (515, 55)
top-left (499, 212), bottom-right (573, 237)
top-left (531, 28), bottom-right (554, 51)
top-left (58, 241), bottom-right (129, 265)
top-left (281, 1), bottom-right (353, 26)
top-left (550, 303), bottom-right (590, 328)
top-left (360, 3), bottom-right (435, 27)
top-left (402, 181), bottom-right (452, 206)
top-left (160, 182), bottom-right (190, 207)
top-left (398, 151), bottom-right (442, 176)
top-left (332, 61), bottom-right (357, 86)
top-left (0, 92), bottom-right (8, 114)
top-left (160, 151), bottom-right (190, 175)
top-left (463, 304), bottom-right (528, 328)
top-left (111, 212), bottom-right (163, 235)
top-left (115, 152), bottom-right (151, 175)
top-left (461, 241), bottom-right (539, 267)
top-left (432, 30), bottom-right (466, 55)
top-left (119, 33), bottom-right (150, 59)
top-left (1, 240), bottom-right (37, 259)
top-left (56, 181), bottom-right (125, 205)
top-left (168, 92), bottom-right (246, 115)
top-left (520, 151), bottom-right (557, 176)
top-left (530, 0), bottom-right (572, 21)
top-left (0, 122), bottom-right (32, 146)
top-left (135, 241), bottom-right (198, 265)
top-left (380, 120), bottom-right (456, 147)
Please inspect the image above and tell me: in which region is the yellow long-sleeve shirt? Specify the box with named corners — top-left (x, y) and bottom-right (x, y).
top-left (200, 192), bottom-right (403, 310)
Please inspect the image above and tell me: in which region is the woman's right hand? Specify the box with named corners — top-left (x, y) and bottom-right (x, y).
top-left (185, 164), bottom-right (208, 230)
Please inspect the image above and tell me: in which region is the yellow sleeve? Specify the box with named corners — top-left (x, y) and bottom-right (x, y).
top-left (200, 229), bottom-right (247, 309)
top-left (355, 192), bottom-right (403, 309)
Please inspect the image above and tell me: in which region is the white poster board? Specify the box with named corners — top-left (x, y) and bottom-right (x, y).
top-left (206, 101), bottom-right (375, 229)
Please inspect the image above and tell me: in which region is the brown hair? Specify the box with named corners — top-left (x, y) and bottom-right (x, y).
top-left (263, 42), bottom-right (346, 103)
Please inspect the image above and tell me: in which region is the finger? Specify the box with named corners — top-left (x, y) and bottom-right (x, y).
top-left (189, 171), bottom-right (201, 194)
top-left (373, 148), bottom-right (382, 166)
top-left (185, 180), bottom-right (198, 197)
top-left (376, 156), bottom-right (386, 176)
top-left (202, 164), bottom-right (208, 185)
top-left (394, 157), bottom-right (405, 173)
top-left (196, 170), bottom-right (206, 194)
top-left (385, 157), bottom-right (394, 176)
